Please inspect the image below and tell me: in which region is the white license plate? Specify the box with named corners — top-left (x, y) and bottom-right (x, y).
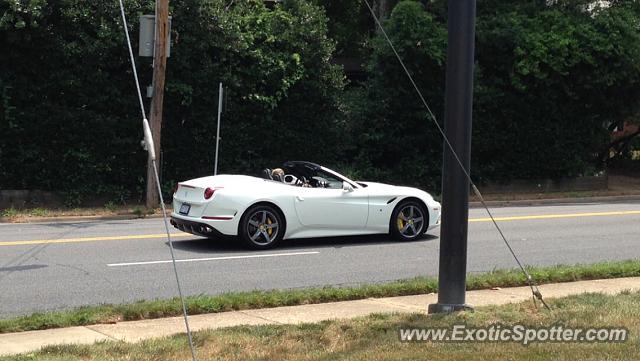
top-left (179, 203), bottom-right (191, 215)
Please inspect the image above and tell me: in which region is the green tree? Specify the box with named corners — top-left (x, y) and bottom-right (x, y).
top-left (310, 0), bottom-right (371, 57)
top-left (0, 1), bottom-right (149, 203)
top-left (163, 0), bottom-right (345, 182)
top-left (0, 0), bottom-right (344, 202)
top-left (347, 0), bottom-right (447, 188)
top-left (473, 0), bottom-right (640, 181)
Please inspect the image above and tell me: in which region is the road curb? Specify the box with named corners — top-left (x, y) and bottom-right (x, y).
top-left (469, 194), bottom-right (640, 208)
top-left (1, 194), bottom-right (639, 223)
top-left (0, 213), bottom-right (169, 224)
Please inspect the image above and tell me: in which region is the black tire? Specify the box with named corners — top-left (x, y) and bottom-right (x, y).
top-left (390, 199), bottom-right (428, 241)
top-left (238, 204), bottom-right (285, 249)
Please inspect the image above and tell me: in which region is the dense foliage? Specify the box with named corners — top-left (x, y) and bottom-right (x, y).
top-left (345, 0), bottom-right (640, 186)
top-left (163, 0), bottom-right (344, 189)
top-left (341, 0), bottom-right (447, 189)
top-left (472, 0), bottom-right (640, 181)
top-left (0, 1), bottom-right (151, 203)
top-left (0, 0), bottom-right (344, 204)
top-left (311, 0), bottom-right (373, 57)
top-left (1, 0), bottom-right (639, 204)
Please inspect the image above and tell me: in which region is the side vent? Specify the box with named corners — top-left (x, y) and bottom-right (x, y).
top-left (386, 197), bottom-right (397, 204)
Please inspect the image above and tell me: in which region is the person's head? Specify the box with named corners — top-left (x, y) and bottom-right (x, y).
top-left (272, 168), bottom-right (284, 177)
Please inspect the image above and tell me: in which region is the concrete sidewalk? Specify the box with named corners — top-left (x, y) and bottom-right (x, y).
top-left (1, 277), bottom-right (639, 356)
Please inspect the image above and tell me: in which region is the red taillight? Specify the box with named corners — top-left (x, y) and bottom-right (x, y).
top-left (204, 187), bottom-right (215, 199)
top-left (172, 183), bottom-right (179, 194)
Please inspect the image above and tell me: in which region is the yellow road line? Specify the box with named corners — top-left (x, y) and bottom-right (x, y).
top-left (0, 233), bottom-right (191, 246)
top-left (1, 210), bottom-right (639, 246)
top-left (469, 210), bottom-right (640, 222)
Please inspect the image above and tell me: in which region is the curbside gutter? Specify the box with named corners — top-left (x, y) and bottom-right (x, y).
top-left (469, 194), bottom-right (640, 208)
top-left (0, 212), bottom-right (171, 224)
top-left (1, 194), bottom-right (639, 224)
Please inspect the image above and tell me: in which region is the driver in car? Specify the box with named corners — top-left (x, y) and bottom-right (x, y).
top-left (274, 167), bottom-right (315, 187)
top-left (271, 168), bottom-right (285, 181)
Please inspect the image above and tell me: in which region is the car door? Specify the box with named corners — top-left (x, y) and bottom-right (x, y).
top-left (293, 186), bottom-right (369, 228)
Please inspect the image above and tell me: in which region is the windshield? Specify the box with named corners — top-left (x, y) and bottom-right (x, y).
top-left (276, 161), bottom-right (360, 189)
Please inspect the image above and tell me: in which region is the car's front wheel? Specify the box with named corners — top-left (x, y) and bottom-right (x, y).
top-left (238, 204), bottom-right (284, 249)
top-left (390, 200), bottom-right (427, 241)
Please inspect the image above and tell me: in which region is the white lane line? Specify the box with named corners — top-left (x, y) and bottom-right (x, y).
top-left (107, 251), bottom-right (320, 267)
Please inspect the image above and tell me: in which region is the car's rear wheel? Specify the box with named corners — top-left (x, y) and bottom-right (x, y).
top-left (390, 200), bottom-right (427, 241)
top-left (238, 204), bottom-right (284, 249)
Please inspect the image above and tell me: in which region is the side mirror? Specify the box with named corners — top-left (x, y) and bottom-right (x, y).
top-left (342, 182), bottom-right (354, 192)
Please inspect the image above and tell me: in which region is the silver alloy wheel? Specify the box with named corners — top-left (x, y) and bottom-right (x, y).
top-left (246, 209), bottom-right (279, 245)
top-left (396, 204), bottom-right (425, 238)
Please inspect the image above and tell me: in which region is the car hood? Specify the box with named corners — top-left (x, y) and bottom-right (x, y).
top-left (357, 181), bottom-right (411, 192)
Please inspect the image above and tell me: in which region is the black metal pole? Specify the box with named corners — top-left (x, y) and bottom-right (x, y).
top-left (428, 0), bottom-right (476, 314)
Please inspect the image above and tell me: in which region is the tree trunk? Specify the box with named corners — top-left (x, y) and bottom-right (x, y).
top-left (376, 0), bottom-right (393, 19)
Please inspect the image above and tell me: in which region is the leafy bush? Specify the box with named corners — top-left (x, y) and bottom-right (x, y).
top-left (1, 0), bottom-right (639, 202)
top-left (472, 0), bottom-right (640, 182)
top-left (0, 0), bottom-right (343, 202)
top-left (344, 0), bottom-right (447, 189)
top-left (342, 0), bottom-right (640, 189)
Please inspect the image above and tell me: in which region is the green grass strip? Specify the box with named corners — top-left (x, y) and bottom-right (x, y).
top-left (1, 259), bottom-right (638, 333)
top-left (4, 291), bottom-right (639, 360)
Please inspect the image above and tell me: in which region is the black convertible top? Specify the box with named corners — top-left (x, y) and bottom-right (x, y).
top-left (282, 161), bottom-right (321, 171)
top-left (282, 161), bottom-right (321, 180)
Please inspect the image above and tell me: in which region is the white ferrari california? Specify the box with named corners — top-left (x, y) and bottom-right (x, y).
top-left (170, 161), bottom-right (441, 249)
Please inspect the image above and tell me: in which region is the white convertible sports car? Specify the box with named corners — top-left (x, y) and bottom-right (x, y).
top-left (170, 161), bottom-right (441, 249)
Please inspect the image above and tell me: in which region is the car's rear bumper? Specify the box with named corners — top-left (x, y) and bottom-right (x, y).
top-left (170, 216), bottom-right (227, 238)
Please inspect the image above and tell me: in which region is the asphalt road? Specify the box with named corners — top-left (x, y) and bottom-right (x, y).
top-left (1, 201), bottom-right (639, 318)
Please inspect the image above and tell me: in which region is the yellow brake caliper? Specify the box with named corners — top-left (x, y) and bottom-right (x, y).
top-left (267, 217), bottom-right (273, 236)
top-left (397, 212), bottom-right (405, 231)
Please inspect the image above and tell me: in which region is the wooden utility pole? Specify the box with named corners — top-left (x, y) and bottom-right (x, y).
top-left (146, 0), bottom-right (170, 208)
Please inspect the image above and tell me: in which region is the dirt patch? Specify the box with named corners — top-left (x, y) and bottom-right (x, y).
top-left (608, 173), bottom-right (640, 191)
top-left (0, 205), bottom-right (171, 223)
top-left (472, 174), bottom-right (640, 202)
